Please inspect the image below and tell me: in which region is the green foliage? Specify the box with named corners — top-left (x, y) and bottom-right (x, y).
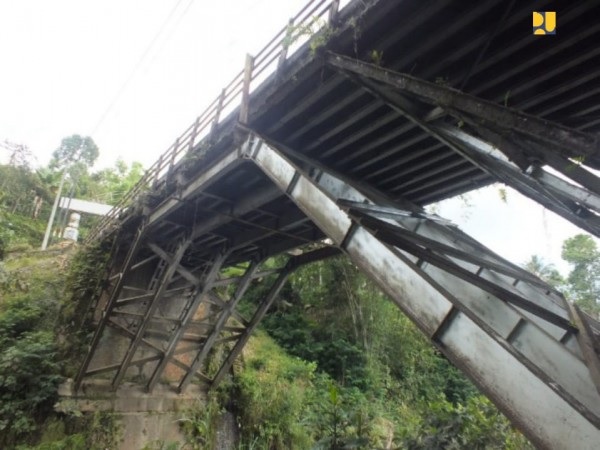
top-left (61, 241), bottom-right (111, 328)
top-left (84, 411), bottom-right (122, 450)
top-left (178, 397), bottom-right (222, 450)
top-left (0, 247), bottom-right (70, 449)
top-left (0, 210), bottom-right (47, 251)
top-left (43, 156), bottom-right (144, 206)
top-left (16, 411), bottom-right (122, 450)
top-left (523, 255), bottom-right (565, 289)
top-left (49, 135), bottom-right (99, 171)
top-left (562, 234), bottom-right (600, 317)
top-left (57, 240), bottom-right (112, 375)
top-left (400, 395), bottom-right (532, 450)
top-left (0, 283), bottom-right (65, 448)
top-left (310, 383), bottom-right (374, 450)
top-left (232, 332), bottom-right (316, 449)
top-left (263, 310), bottom-right (368, 389)
top-left (497, 187), bottom-right (508, 203)
top-left (238, 255), bottom-right (529, 448)
top-left (89, 159), bottom-right (145, 204)
top-left (0, 164), bottom-right (51, 218)
top-left (282, 16), bottom-right (335, 56)
top-left (16, 433), bottom-right (87, 450)
top-left (141, 440), bottom-right (180, 450)
top-left (0, 331), bottom-right (62, 444)
top-left (228, 326), bottom-right (519, 450)
top-left (0, 217), bottom-right (14, 259)
top-left (369, 49), bottom-right (383, 66)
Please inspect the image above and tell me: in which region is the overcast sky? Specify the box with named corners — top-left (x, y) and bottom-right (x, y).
top-left (0, 0), bottom-right (308, 168)
top-left (432, 184), bottom-right (593, 276)
top-left (0, 0), bottom-right (596, 274)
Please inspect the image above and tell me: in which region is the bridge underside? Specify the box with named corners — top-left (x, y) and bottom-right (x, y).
top-left (75, 135), bottom-right (600, 448)
top-left (74, 0), bottom-right (600, 448)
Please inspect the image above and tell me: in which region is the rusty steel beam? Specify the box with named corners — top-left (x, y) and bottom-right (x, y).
top-left (74, 225), bottom-right (148, 391)
top-left (326, 52), bottom-right (600, 169)
top-left (177, 259), bottom-right (262, 392)
top-left (110, 237), bottom-right (192, 389)
top-left (145, 251), bottom-right (229, 392)
top-left (331, 63), bottom-right (600, 238)
top-left (210, 245), bottom-right (339, 387)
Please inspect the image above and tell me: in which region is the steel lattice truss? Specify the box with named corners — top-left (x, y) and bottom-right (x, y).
top-left (75, 37), bottom-right (600, 448)
top-left (76, 226), bottom-right (338, 393)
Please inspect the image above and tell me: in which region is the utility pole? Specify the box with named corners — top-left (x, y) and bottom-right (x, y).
top-left (41, 169), bottom-right (67, 250)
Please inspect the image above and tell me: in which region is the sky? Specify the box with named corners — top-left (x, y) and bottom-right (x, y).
top-left (0, 0), bottom-right (596, 275)
top-left (431, 184), bottom-right (590, 276)
top-left (0, 0), bottom-right (308, 168)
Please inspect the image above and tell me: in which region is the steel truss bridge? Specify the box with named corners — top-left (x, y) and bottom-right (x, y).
top-left (74, 0), bottom-right (600, 447)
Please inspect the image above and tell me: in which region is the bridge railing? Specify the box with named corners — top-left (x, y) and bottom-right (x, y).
top-left (85, 0), bottom-right (346, 244)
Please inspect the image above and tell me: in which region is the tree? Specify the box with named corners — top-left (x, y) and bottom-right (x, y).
top-left (523, 255), bottom-right (564, 288)
top-left (0, 139), bottom-right (34, 168)
top-left (562, 234), bottom-right (600, 317)
top-left (89, 159), bottom-right (144, 204)
top-left (42, 135), bottom-right (99, 250)
top-left (49, 135), bottom-right (99, 171)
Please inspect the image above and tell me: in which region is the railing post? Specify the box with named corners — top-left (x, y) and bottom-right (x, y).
top-left (239, 53), bottom-right (255, 125)
top-left (211, 88), bottom-right (227, 137)
top-left (169, 138), bottom-right (179, 173)
top-left (153, 155), bottom-right (164, 189)
top-left (188, 116), bottom-right (200, 152)
top-left (278, 18), bottom-right (295, 70)
top-left (329, 0), bottom-right (340, 25)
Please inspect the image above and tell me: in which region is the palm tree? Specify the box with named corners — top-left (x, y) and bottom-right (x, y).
top-left (523, 255), bottom-right (564, 288)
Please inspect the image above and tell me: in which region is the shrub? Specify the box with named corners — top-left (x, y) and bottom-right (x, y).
top-left (0, 331), bottom-right (63, 446)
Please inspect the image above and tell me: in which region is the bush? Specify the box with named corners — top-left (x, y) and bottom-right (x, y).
top-left (57, 240), bottom-right (112, 376)
top-left (398, 395), bottom-right (533, 450)
top-left (0, 249), bottom-right (66, 448)
top-left (0, 221), bottom-right (14, 260)
top-left (0, 331), bottom-right (63, 446)
top-left (232, 332), bottom-right (316, 449)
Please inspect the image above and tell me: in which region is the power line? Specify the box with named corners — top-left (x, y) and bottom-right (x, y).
top-left (89, 0), bottom-right (190, 136)
top-left (143, 0), bottom-right (196, 71)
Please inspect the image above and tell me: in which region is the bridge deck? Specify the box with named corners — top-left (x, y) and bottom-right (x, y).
top-left (228, 0), bottom-right (600, 203)
top-left (106, 0), bottom-right (600, 256)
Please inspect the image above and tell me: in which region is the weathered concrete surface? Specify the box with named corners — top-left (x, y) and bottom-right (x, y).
top-left (215, 411), bottom-right (239, 450)
top-left (119, 412), bottom-right (187, 449)
top-left (57, 379), bottom-right (206, 449)
top-left (58, 379), bottom-right (206, 412)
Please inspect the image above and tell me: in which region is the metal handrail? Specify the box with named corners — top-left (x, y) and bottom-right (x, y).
top-left (85, 0), bottom-right (341, 244)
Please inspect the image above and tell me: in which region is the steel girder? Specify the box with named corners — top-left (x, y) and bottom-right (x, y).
top-left (325, 52), bottom-right (600, 238)
top-left (75, 235), bottom-right (337, 393)
top-left (326, 52), bottom-right (600, 169)
top-left (73, 140), bottom-right (338, 393)
top-left (247, 135), bottom-right (600, 449)
top-left (75, 130), bottom-right (600, 446)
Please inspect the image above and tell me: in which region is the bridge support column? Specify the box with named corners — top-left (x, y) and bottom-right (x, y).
top-left (248, 136), bottom-right (600, 449)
